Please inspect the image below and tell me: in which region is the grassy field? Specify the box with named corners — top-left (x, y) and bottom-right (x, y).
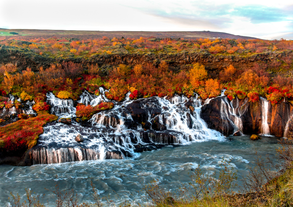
top-left (0, 31), bottom-right (15, 36)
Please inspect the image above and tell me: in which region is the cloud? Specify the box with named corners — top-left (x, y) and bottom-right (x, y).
top-left (232, 6), bottom-right (291, 23)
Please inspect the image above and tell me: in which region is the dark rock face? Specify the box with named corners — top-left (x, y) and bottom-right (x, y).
top-left (200, 96), bottom-right (293, 138)
top-left (269, 102), bottom-right (293, 137)
top-left (200, 97), bottom-right (234, 136)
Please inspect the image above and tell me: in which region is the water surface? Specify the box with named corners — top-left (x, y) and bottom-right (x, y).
top-left (0, 136), bottom-right (281, 206)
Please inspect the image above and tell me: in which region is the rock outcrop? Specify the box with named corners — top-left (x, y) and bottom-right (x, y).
top-left (201, 96), bottom-right (293, 137)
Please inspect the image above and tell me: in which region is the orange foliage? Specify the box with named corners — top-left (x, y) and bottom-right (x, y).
top-left (133, 64), bottom-right (143, 77)
top-left (236, 70), bottom-right (260, 90)
top-left (205, 79), bottom-right (221, 98)
top-left (219, 65), bottom-right (236, 82)
top-left (189, 63), bottom-right (207, 89)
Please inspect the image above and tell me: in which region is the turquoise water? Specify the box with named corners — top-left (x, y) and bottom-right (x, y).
top-left (0, 136), bottom-right (282, 206)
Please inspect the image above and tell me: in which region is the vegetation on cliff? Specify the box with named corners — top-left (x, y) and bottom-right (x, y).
top-left (0, 112), bottom-right (57, 153)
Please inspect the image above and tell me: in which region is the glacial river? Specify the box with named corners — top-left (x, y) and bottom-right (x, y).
top-left (0, 136), bottom-right (281, 206)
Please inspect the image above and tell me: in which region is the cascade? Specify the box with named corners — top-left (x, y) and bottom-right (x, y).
top-left (220, 97), bottom-right (248, 135)
top-left (31, 89), bottom-right (224, 164)
top-left (24, 100), bottom-right (37, 115)
top-left (46, 92), bottom-right (76, 117)
top-left (260, 97), bottom-right (270, 135)
top-left (78, 87), bottom-right (110, 106)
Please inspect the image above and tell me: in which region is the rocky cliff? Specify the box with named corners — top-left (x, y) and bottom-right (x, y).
top-left (201, 96), bottom-right (293, 137)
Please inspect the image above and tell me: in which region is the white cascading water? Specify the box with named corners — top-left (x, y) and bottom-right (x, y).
top-left (78, 87), bottom-right (110, 106)
top-left (31, 88), bottom-right (225, 164)
top-left (260, 97), bottom-right (270, 135)
top-left (284, 114), bottom-right (293, 138)
top-left (46, 92), bottom-right (76, 118)
top-left (24, 100), bottom-right (37, 115)
top-left (2, 95), bottom-right (36, 117)
top-left (220, 97), bottom-right (248, 134)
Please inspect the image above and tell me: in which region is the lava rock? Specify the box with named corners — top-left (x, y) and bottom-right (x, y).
top-left (75, 134), bottom-right (84, 142)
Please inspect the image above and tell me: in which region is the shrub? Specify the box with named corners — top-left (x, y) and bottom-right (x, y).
top-left (57, 90), bottom-right (71, 99)
top-left (0, 112), bottom-right (57, 151)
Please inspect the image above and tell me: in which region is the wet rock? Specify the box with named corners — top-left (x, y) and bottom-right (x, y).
top-left (200, 97), bottom-right (234, 136)
top-left (189, 105), bottom-right (195, 112)
top-left (233, 131), bottom-right (242, 136)
top-left (151, 116), bottom-right (166, 130)
top-left (75, 134), bottom-right (84, 142)
top-left (58, 118), bottom-right (72, 125)
top-left (270, 102), bottom-right (292, 137)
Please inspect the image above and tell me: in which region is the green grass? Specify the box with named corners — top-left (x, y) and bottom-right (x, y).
top-left (0, 31), bottom-right (14, 36)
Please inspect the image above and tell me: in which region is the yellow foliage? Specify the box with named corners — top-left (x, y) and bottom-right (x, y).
top-left (57, 91), bottom-right (71, 99)
top-left (20, 91), bottom-right (32, 101)
top-left (70, 49), bottom-right (77, 53)
top-left (0, 63), bottom-right (17, 75)
top-left (189, 63), bottom-right (207, 88)
top-left (129, 87), bottom-right (137, 93)
top-left (3, 71), bottom-right (14, 93)
top-left (113, 64), bottom-right (131, 78)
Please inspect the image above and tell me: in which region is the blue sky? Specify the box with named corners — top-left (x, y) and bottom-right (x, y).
top-left (0, 0), bottom-right (292, 39)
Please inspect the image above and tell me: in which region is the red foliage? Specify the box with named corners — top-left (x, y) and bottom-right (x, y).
top-left (129, 90), bottom-right (138, 99)
top-left (247, 92), bottom-right (259, 102)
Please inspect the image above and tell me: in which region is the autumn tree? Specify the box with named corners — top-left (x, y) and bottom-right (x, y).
top-left (189, 63), bottom-right (207, 89)
top-left (205, 78), bottom-right (221, 98)
top-left (219, 65), bottom-right (236, 82)
top-left (133, 64), bottom-right (143, 77)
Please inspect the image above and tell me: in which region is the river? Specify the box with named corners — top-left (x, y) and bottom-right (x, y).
top-left (0, 136), bottom-right (281, 206)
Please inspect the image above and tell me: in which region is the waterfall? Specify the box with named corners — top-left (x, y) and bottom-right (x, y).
top-left (220, 97), bottom-right (248, 135)
top-left (32, 91), bottom-right (225, 164)
top-left (24, 100), bottom-right (37, 115)
top-left (78, 87), bottom-right (111, 107)
top-left (260, 97), bottom-right (270, 135)
top-left (30, 146), bottom-right (120, 164)
top-left (46, 92), bottom-right (76, 117)
top-left (284, 114), bottom-right (293, 138)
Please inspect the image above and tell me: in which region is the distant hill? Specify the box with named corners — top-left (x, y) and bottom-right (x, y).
top-left (0, 29), bottom-right (257, 39)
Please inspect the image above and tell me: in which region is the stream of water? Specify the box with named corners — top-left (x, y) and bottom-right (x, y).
top-left (0, 136), bottom-right (281, 206)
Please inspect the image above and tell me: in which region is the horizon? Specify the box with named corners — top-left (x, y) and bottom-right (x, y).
top-left (0, 0), bottom-right (293, 40)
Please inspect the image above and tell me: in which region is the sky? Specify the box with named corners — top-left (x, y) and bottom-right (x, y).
top-left (0, 0), bottom-right (293, 39)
